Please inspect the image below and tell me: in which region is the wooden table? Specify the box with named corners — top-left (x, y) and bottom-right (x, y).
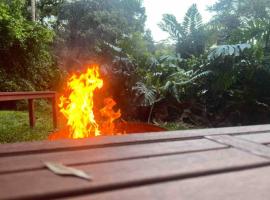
top-left (0, 91), bottom-right (57, 128)
top-left (1, 124), bottom-right (270, 200)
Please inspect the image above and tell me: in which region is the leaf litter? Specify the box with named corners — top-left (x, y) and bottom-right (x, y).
top-left (44, 162), bottom-right (92, 181)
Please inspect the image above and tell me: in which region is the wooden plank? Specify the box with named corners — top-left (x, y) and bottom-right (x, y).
top-left (0, 91), bottom-right (55, 96)
top-left (235, 132), bottom-right (270, 144)
top-left (0, 91), bottom-right (56, 101)
top-left (0, 139), bottom-right (226, 174)
top-left (28, 99), bottom-right (35, 128)
top-left (0, 148), bottom-right (269, 200)
top-left (73, 166), bottom-right (270, 200)
top-left (1, 124), bottom-right (270, 155)
top-left (206, 135), bottom-right (270, 159)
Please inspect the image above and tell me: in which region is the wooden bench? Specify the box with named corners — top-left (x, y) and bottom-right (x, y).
top-left (0, 91), bottom-right (57, 128)
top-left (1, 124), bottom-right (270, 199)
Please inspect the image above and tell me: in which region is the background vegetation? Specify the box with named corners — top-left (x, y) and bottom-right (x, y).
top-left (1, 0), bottom-right (270, 142)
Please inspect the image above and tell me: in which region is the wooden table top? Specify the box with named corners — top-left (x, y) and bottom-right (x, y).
top-left (1, 124), bottom-right (270, 200)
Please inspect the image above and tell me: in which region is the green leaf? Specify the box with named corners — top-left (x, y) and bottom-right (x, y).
top-left (208, 44), bottom-right (251, 60)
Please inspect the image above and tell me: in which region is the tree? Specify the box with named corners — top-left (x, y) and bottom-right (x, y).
top-left (55, 0), bottom-right (147, 70)
top-left (208, 0), bottom-right (270, 45)
top-left (36, 0), bottom-right (65, 24)
top-left (195, 43), bottom-right (270, 125)
top-left (31, 0), bottom-right (36, 21)
top-left (0, 0), bottom-right (61, 92)
top-left (209, 0), bottom-right (270, 67)
top-left (159, 4), bottom-right (206, 58)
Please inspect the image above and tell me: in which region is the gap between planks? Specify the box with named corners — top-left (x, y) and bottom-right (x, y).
top-left (0, 139), bottom-right (227, 174)
top-left (4, 160), bottom-right (270, 200)
top-left (1, 124), bottom-right (270, 156)
top-left (66, 166), bottom-right (270, 200)
top-left (206, 135), bottom-right (270, 160)
top-left (1, 148), bottom-right (269, 200)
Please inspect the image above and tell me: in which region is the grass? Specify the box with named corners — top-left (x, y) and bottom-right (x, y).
top-left (0, 102), bottom-right (194, 143)
top-left (0, 104), bottom-right (55, 144)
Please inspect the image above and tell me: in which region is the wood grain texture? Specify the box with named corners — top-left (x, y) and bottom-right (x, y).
top-left (1, 124), bottom-right (270, 155)
top-left (235, 132), bottom-right (270, 144)
top-left (0, 148), bottom-right (268, 200)
top-left (0, 139), bottom-right (226, 174)
top-left (71, 166), bottom-right (270, 200)
top-left (206, 135), bottom-right (270, 159)
top-left (0, 91), bottom-right (56, 101)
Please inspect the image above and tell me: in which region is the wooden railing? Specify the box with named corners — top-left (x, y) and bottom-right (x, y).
top-left (0, 92), bottom-right (57, 128)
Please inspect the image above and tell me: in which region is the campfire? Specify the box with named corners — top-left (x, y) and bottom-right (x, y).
top-left (49, 65), bottom-right (165, 140)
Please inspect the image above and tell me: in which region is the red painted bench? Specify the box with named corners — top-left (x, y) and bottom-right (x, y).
top-left (0, 91), bottom-right (57, 128)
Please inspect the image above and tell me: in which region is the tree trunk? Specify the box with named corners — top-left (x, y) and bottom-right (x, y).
top-left (31, 0), bottom-right (36, 21)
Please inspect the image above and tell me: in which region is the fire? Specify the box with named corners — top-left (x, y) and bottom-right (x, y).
top-left (51, 65), bottom-right (121, 139)
top-left (100, 98), bottom-right (121, 135)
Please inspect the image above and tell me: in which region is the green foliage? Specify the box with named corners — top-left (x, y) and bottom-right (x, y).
top-left (132, 82), bottom-right (157, 106)
top-left (182, 4), bottom-right (203, 36)
top-left (141, 0), bottom-right (270, 125)
top-left (159, 14), bottom-right (182, 41)
top-left (197, 44), bottom-right (270, 125)
top-left (208, 0), bottom-right (270, 45)
top-left (55, 0), bottom-right (147, 70)
top-left (2, 0), bottom-right (270, 129)
top-left (208, 43), bottom-right (251, 60)
top-left (37, 0), bottom-right (64, 24)
top-left (133, 54), bottom-right (210, 106)
top-left (241, 18), bottom-right (270, 48)
top-left (117, 32), bottom-right (152, 67)
top-left (0, 0), bottom-right (62, 92)
top-left (159, 4), bottom-right (207, 58)
top-left (160, 121), bottom-right (198, 130)
top-left (154, 42), bottom-right (175, 58)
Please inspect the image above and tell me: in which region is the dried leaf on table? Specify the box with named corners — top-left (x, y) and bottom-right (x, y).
top-left (44, 162), bottom-right (92, 181)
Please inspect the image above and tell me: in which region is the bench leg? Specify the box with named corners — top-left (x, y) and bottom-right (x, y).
top-left (28, 99), bottom-right (35, 128)
top-left (52, 96), bottom-right (58, 129)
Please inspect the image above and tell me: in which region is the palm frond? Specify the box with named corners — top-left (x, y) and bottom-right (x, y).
top-left (183, 4), bottom-right (203, 36)
top-left (132, 82), bottom-right (157, 106)
top-left (158, 14), bottom-right (183, 41)
top-left (208, 43), bottom-right (251, 60)
top-left (174, 70), bottom-right (213, 86)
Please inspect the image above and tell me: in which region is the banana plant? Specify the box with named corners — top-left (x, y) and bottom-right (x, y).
top-left (132, 54), bottom-right (211, 122)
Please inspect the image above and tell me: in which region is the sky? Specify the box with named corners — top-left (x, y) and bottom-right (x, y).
top-left (143, 0), bottom-right (217, 42)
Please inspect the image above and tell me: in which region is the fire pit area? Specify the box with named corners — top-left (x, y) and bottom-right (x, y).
top-left (49, 122), bottom-right (166, 140)
top-left (49, 65), bottom-right (166, 140)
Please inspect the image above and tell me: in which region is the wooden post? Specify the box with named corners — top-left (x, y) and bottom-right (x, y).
top-left (52, 95), bottom-right (58, 129)
top-left (28, 99), bottom-right (35, 128)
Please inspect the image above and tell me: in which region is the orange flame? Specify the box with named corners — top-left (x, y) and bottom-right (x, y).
top-left (100, 98), bottom-right (121, 135)
top-left (53, 65), bottom-right (121, 139)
